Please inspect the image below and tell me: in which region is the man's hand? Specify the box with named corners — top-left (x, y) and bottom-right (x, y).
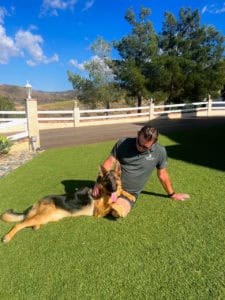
top-left (170, 193), bottom-right (190, 201)
top-left (92, 183), bottom-right (100, 198)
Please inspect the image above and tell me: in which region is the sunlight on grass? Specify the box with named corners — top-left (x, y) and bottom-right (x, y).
top-left (37, 100), bottom-right (75, 110)
top-left (0, 126), bottom-right (224, 299)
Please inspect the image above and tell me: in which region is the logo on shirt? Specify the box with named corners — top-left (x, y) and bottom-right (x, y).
top-left (145, 154), bottom-right (155, 161)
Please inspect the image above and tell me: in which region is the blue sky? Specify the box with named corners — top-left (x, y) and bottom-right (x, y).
top-left (0, 0), bottom-right (225, 92)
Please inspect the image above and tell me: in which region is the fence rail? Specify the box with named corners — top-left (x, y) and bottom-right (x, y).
top-left (0, 99), bottom-right (225, 135)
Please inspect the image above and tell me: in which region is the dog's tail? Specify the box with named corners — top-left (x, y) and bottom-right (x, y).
top-left (0, 209), bottom-right (25, 222)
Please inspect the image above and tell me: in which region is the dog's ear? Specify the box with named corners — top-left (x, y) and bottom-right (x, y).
top-left (114, 160), bottom-right (121, 177)
top-left (99, 165), bottom-right (107, 176)
top-left (100, 165), bottom-right (107, 175)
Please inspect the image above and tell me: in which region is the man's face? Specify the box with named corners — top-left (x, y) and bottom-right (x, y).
top-left (136, 133), bottom-right (155, 152)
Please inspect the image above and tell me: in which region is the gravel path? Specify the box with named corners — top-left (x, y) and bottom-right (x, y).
top-left (0, 143), bottom-right (39, 179)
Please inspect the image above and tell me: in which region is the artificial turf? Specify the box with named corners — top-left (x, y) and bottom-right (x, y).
top-left (0, 124), bottom-right (224, 299)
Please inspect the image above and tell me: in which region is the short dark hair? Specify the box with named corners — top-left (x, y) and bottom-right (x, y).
top-left (138, 126), bottom-right (158, 142)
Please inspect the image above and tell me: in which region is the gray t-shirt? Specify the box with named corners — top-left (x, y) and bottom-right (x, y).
top-left (111, 137), bottom-right (168, 198)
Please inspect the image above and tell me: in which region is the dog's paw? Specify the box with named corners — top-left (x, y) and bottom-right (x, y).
top-left (2, 236), bottom-right (10, 244)
top-left (32, 225), bottom-right (41, 231)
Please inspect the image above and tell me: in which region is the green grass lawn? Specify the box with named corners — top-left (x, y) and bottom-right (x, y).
top-left (0, 125), bottom-right (224, 299)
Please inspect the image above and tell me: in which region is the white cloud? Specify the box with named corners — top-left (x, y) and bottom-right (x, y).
top-left (26, 59), bottom-right (38, 67)
top-left (201, 6), bottom-right (207, 14)
top-left (26, 53), bottom-right (59, 66)
top-left (0, 25), bottom-right (20, 64)
top-left (0, 7), bottom-right (6, 24)
top-left (0, 5), bottom-right (58, 66)
top-left (0, 6), bottom-right (15, 24)
top-left (26, 54), bottom-right (59, 66)
top-left (0, 6), bottom-right (21, 64)
top-left (69, 55), bottom-right (112, 74)
top-left (82, 1), bottom-right (95, 12)
top-left (40, 0), bottom-right (77, 16)
top-left (0, 6), bottom-right (9, 24)
top-left (202, 3), bottom-right (225, 14)
top-left (15, 29), bottom-right (59, 66)
top-left (69, 59), bottom-right (85, 71)
top-left (16, 30), bottom-right (45, 62)
top-left (0, 24), bottom-right (59, 65)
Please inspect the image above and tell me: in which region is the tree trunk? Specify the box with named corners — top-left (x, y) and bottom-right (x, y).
top-left (105, 100), bottom-right (110, 116)
top-left (137, 95), bottom-right (142, 113)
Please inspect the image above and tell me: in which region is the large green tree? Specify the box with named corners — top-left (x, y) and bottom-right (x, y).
top-left (112, 7), bottom-right (158, 107)
top-left (68, 6), bottom-right (225, 106)
top-left (112, 6), bottom-right (225, 104)
top-left (155, 7), bottom-right (225, 102)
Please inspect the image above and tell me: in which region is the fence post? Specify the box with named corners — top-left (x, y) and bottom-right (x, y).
top-left (73, 100), bottom-right (80, 127)
top-left (148, 98), bottom-right (155, 120)
top-left (207, 94), bottom-right (212, 116)
top-left (26, 97), bottom-right (40, 150)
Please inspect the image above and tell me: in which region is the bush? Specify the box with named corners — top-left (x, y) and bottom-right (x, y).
top-left (0, 96), bottom-right (15, 111)
top-left (0, 135), bottom-right (13, 154)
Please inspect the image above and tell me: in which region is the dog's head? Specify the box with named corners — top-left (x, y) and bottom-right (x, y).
top-left (93, 163), bottom-right (122, 217)
top-left (96, 165), bottom-right (118, 195)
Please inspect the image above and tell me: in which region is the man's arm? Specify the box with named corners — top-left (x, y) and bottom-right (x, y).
top-left (157, 168), bottom-right (190, 201)
top-left (102, 155), bottom-right (116, 171)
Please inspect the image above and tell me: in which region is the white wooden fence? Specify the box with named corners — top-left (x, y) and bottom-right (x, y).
top-left (0, 98), bottom-right (225, 136)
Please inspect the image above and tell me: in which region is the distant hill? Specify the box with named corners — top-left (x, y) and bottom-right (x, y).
top-left (0, 84), bottom-right (76, 105)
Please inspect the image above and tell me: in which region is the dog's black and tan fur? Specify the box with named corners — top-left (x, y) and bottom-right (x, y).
top-left (0, 165), bottom-right (118, 243)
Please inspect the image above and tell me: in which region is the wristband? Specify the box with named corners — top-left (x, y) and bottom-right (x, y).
top-left (167, 192), bottom-right (175, 197)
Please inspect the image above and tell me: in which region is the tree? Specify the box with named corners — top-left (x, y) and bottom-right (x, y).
top-left (156, 7), bottom-right (225, 102)
top-left (146, 55), bottom-right (186, 103)
top-left (112, 7), bottom-right (158, 107)
top-left (68, 6), bottom-right (225, 106)
top-left (68, 36), bottom-right (121, 109)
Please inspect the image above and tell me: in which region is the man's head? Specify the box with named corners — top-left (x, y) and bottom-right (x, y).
top-left (136, 126), bottom-right (158, 152)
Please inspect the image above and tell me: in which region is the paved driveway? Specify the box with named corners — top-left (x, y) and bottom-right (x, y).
top-left (39, 116), bottom-right (225, 149)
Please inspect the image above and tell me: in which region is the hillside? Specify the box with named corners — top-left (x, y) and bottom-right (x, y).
top-left (0, 84), bottom-right (76, 106)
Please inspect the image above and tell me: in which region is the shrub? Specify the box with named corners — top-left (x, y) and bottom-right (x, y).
top-left (0, 135), bottom-right (13, 154)
top-left (0, 96), bottom-right (15, 111)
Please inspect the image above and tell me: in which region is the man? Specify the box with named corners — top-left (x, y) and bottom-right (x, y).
top-left (93, 125), bottom-right (190, 217)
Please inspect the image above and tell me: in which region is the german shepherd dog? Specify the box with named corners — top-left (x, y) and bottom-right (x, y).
top-left (0, 165), bottom-right (119, 243)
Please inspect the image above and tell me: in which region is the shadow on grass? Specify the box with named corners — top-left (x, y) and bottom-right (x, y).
top-left (135, 117), bottom-right (225, 172)
top-left (141, 190), bottom-right (168, 199)
top-left (163, 123), bottom-right (225, 172)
